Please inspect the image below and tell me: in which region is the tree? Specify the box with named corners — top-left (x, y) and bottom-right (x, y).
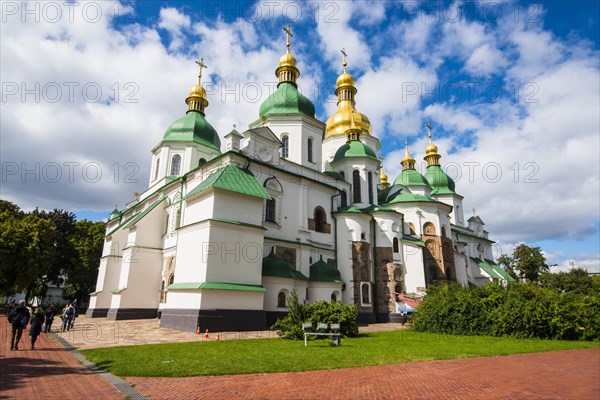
top-left (0, 201), bottom-right (59, 301)
top-left (539, 268), bottom-right (595, 295)
top-left (499, 243), bottom-right (549, 283)
top-left (63, 219), bottom-right (106, 304)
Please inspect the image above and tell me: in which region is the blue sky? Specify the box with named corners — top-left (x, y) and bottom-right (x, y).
top-left (1, 0), bottom-right (599, 272)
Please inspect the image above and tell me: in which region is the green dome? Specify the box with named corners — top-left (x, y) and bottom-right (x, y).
top-left (394, 169), bottom-right (430, 187)
top-left (163, 111), bottom-right (221, 151)
top-left (309, 258), bottom-right (343, 283)
top-left (262, 250), bottom-right (308, 281)
top-left (425, 165), bottom-right (456, 195)
top-left (259, 82), bottom-right (315, 118)
top-left (333, 141), bottom-right (378, 162)
top-left (324, 171), bottom-right (346, 181)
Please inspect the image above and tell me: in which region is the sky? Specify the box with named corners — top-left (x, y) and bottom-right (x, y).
top-left (1, 0), bottom-right (599, 272)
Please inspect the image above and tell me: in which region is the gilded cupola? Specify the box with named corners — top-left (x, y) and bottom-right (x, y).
top-left (423, 122), bottom-right (441, 167)
top-left (324, 49), bottom-right (372, 139)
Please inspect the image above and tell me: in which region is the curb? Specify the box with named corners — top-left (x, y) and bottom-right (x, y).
top-left (51, 331), bottom-right (148, 400)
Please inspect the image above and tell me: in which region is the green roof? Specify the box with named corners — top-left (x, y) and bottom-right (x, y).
top-left (333, 140), bottom-right (378, 162)
top-left (259, 82), bottom-right (315, 118)
top-left (226, 128), bottom-right (244, 138)
top-left (394, 168), bottom-right (431, 187)
top-left (167, 282), bottom-right (266, 292)
top-left (425, 165), bottom-right (456, 195)
top-left (111, 288), bottom-right (127, 293)
top-left (384, 185), bottom-right (436, 204)
top-left (185, 164), bottom-right (271, 201)
top-left (262, 250), bottom-right (309, 281)
top-left (122, 196), bottom-right (166, 229)
top-left (162, 110), bottom-right (221, 151)
top-left (402, 235), bottom-right (426, 247)
top-left (486, 259), bottom-right (516, 282)
top-left (472, 257), bottom-right (502, 280)
top-left (324, 171), bottom-right (346, 181)
top-left (309, 259), bottom-right (343, 283)
top-left (361, 205), bottom-right (399, 214)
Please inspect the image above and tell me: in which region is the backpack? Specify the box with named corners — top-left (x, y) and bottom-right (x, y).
top-left (20, 311), bottom-right (30, 327)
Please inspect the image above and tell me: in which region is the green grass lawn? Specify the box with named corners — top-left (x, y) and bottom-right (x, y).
top-left (81, 330), bottom-right (599, 377)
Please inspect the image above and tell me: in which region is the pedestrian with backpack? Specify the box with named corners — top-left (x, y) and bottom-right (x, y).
top-left (7, 300), bottom-right (30, 350)
top-left (62, 304), bottom-right (75, 332)
top-left (29, 308), bottom-right (45, 350)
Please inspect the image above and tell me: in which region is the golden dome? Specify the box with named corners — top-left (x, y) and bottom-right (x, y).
top-left (336, 71), bottom-right (354, 88)
top-left (325, 107), bottom-right (372, 138)
top-left (278, 51), bottom-right (297, 68)
top-left (189, 84), bottom-right (206, 99)
top-left (380, 168), bottom-right (389, 188)
top-left (425, 141), bottom-right (438, 156)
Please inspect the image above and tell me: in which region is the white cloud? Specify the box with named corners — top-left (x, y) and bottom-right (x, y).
top-left (158, 7), bottom-right (191, 51)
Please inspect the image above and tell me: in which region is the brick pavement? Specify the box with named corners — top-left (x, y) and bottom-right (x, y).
top-left (0, 318), bottom-right (122, 400)
top-left (127, 348), bottom-right (600, 400)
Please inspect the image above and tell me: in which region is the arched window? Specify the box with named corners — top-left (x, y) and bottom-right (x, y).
top-left (442, 227), bottom-right (447, 238)
top-left (339, 171), bottom-right (345, 180)
top-left (314, 207), bottom-right (327, 233)
top-left (409, 222), bottom-right (416, 235)
top-left (168, 273), bottom-right (175, 285)
top-left (340, 191), bottom-right (347, 207)
top-left (353, 170), bottom-right (361, 203)
top-left (368, 171), bottom-right (374, 204)
top-left (395, 283), bottom-right (403, 296)
top-left (361, 283), bottom-right (370, 304)
top-left (170, 154), bottom-right (181, 176)
top-left (393, 237), bottom-right (399, 253)
top-left (265, 198), bottom-right (276, 222)
top-left (164, 214), bottom-right (170, 235)
top-left (277, 291), bottom-right (286, 307)
top-left (423, 222), bottom-right (436, 235)
top-left (331, 292), bottom-right (337, 302)
top-left (307, 138), bottom-right (313, 162)
top-left (281, 135), bottom-right (289, 158)
top-left (198, 158), bottom-right (207, 167)
top-left (154, 157), bottom-right (160, 180)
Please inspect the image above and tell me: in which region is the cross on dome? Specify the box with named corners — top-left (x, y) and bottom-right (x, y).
top-left (283, 25), bottom-right (293, 51)
top-left (195, 58), bottom-right (208, 85)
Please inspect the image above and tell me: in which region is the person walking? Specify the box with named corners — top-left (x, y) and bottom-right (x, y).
top-left (7, 300), bottom-right (30, 351)
top-left (29, 308), bottom-right (45, 350)
top-left (44, 304), bottom-right (56, 333)
top-left (61, 304), bottom-right (75, 332)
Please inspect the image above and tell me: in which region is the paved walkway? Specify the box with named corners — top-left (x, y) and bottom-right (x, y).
top-left (0, 319), bottom-right (122, 400)
top-left (2, 315), bottom-right (599, 400)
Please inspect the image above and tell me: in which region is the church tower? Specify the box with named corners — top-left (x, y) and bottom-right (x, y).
top-left (322, 49), bottom-right (380, 170)
top-left (250, 26), bottom-right (324, 170)
top-left (147, 60), bottom-right (221, 193)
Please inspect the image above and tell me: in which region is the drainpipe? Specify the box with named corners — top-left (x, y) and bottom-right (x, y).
top-left (370, 213), bottom-right (378, 323)
top-left (330, 191), bottom-right (341, 269)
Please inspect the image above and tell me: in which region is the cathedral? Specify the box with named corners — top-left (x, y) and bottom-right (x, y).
top-left (86, 29), bottom-right (513, 331)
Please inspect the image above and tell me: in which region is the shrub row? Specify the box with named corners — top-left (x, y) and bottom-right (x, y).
top-left (411, 282), bottom-right (600, 340)
top-left (272, 290), bottom-right (359, 340)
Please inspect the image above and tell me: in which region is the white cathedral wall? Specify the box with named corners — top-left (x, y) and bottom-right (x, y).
top-left (308, 281), bottom-right (342, 303)
top-left (403, 244), bottom-right (426, 293)
top-left (174, 222), bottom-right (211, 283)
top-left (204, 223), bottom-right (264, 286)
top-left (262, 277), bottom-right (296, 312)
top-left (163, 291), bottom-right (202, 309)
top-left (211, 191), bottom-right (264, 226)
top-left (434, 194), bottom-right (465, 227)
top-left (115, 248), bottom-right (163, 309)
top-left (91, 256), bottom-right (121, 309)
top-left (184, 193), bottom-right (214, 225)
top-left (200, 290), bottom-right (264, 310)
top-left (453, 252), bottom-right (469, 286)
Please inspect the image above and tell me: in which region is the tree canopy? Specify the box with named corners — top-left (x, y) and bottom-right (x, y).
top-left (498, 243), bottom-right (549, 283)
top-left (0, 200), bottom-right (105, 304)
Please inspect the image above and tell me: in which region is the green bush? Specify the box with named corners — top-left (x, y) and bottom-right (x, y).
top-left (272, 290), bottom-right (358, 340)
top-left (412, 281), bottom-right (599, 341)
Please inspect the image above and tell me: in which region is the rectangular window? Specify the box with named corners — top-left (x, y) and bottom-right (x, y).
top-left (265, 199), bottom-right (276, 222)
